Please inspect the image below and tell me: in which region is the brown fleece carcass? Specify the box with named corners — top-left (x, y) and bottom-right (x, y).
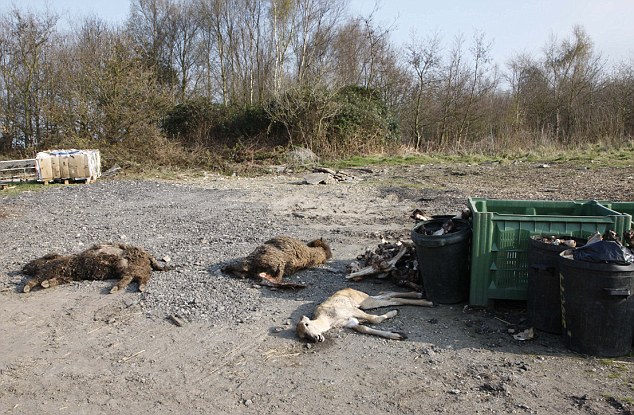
top-left (221, 236), bottom-right (332, 288)
top-left (21, 243), bottom-right (170, 293)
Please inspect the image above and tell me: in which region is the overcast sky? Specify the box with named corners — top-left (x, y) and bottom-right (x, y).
top-left (9, 0), bottom-right (634, 67)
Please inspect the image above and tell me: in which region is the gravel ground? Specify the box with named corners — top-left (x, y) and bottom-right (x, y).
top-left (1, 161), bottom-right (633, 414)
top-left (2, 180), bottom-right (275, 325)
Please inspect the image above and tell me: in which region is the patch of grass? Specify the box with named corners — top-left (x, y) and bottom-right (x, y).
top-left (325, 144), bottom-right (634, 170)
top-left (327, 154), bottom-right (467, 169)
top-left (122, 167), bottom-right (210, 181)
top-left (1, 181), bottom-right (56, 196)
top-left (547, 144), bottom-right (634, 167)
top-left (597, 359), bottom-right (633, 383)
top-left (366, 176), bottom-right (432, 189)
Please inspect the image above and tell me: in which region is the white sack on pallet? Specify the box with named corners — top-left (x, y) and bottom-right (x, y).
top-left (36, 149), bottom-right (101, 182)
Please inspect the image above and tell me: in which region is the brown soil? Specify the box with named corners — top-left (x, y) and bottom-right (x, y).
top-left (1, 161), bottom-right (633, 414)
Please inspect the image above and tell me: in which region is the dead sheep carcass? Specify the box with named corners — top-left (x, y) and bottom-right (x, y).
top-left (21, 243), bottom-right (170, 293)
top-left (222, 236), bottom-right (332, 288)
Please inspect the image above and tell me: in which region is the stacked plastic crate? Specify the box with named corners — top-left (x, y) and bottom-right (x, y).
top-left (467, 198), bottom-right (631, 306)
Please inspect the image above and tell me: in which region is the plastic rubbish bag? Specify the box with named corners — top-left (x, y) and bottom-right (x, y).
top-left (572, 240), bottom-right (634, 265)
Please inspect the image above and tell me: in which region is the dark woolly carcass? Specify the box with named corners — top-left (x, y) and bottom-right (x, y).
top-left (222, 236), bottom-right (332, 288)
top-left (21, 243), bottom-right (170, 293)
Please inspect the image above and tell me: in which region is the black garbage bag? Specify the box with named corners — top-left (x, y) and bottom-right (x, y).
top-left (572, 240), bottom-right (634, 265)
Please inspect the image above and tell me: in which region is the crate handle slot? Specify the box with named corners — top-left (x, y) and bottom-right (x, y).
top-left (530, 264), bottom-right (556, 275)
top-left (603, 288), bottom-right (631, 297)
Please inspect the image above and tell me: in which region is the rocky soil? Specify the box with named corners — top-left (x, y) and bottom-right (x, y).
top-left (1, 160), bottom-right (633, 414)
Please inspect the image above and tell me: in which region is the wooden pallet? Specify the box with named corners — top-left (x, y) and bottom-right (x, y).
top-left (0, 159), bottom-right (37, 182)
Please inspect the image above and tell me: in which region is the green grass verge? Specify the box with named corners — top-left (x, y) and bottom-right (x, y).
top-left (327, 145), bottom-right (634, 170)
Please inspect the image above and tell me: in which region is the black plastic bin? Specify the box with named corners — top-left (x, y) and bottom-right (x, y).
top-left (527, 237), bottom-right (584, 334)
top-left (559, 251), bottom-right (634, 357)
top-left (411, 218), bottom-right (472, 304)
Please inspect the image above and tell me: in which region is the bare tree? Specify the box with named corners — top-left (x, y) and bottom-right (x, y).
top-left (170, 0), bottom-right (201, 100)
top-left (291, 0), bottom-right (344, 86)
top-left (0, 7), bottom-right (59, 149)
top-left (542, 25), bottom-right (602, 141)
top-left (126, 0), bottom-right (178, 88)
top-left (456, 31), bottom-right (497, 145)
top-left (331, 8), bottom-right (393, 89)
top-left (196, 0), bottom-right (233, 103)
top-left (269, 0), bottom-right (296, 95)
top-left (436, 35), bottom-right (468, 147)
top-left (405, 32), bottom-right (441, 149)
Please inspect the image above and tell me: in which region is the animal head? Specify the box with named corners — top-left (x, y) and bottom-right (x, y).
top-left (307, 238), bottom-right (332, 260)
top-left (296, 316), bottom-right (325, 343)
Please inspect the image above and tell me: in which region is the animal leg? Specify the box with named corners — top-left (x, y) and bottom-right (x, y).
top-left (150, 257), bottom-right (170, 271)
top-left (137, 274), bottom-right (151, 292)
top-left (40, 277), bottom-right (61, 289)
top-left (257, 272), bottom-right (306, 289)
top-left (346, 318), bottom-right (406, 340)
top-left (110, 274), bottom-right (134, 293)
top-left (221, 262), bottom-right (248, 278)
top-left (359, 293), bottom-right (434, 310)
top-left (351, 308), bottom-right (398, 325)
top-left (110, 258), bottom-right (141, 293)
top-left (23, 277), bottom-right (45, 293)
top-left (395, 280), bottom-right (423, 291)
top-left (377, 291), bottom-right (424, 299)
top-left (273, 264), bottom-right (286, 281)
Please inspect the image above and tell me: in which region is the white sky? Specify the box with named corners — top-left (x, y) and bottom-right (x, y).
top-left (7, 0), bottom-right (634, 67)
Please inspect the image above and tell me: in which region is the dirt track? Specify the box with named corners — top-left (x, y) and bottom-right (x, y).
top-left (1, 161), bottom-right (633, 414)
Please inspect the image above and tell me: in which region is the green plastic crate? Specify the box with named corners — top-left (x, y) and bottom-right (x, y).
top-left (468, 198), bottom-right (631, 306)
top-left (599, 201), bottom-right (634, 229)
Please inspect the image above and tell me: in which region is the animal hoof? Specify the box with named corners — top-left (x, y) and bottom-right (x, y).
top-left (138, 284), bottom-right (146, 292)
top-left (22, 285), bottom-right (31, 293)
top-left (110, 286), bottom-right (119, 294)
top-left (395, 332), bottom-right (408, 340)
top-left (385, 310), bottom-right (398, 318)
top-left (41, 280), bottom-right (50, 288)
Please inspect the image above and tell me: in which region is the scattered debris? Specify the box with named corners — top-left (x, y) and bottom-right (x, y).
top-left (571, 240), bottom-right (634, 264)
top-left (168, 314), bottom-right (187, 327)
top-left (513, 327), bottom-right (535, 341)
top-left (410, 209), bottom-right (429, 222)
top-left (536, 229), bottom-right (634, 264)
top-left (571, 394), bottom-right (589, 409)
top-left (413, 218), bottom-right (462, 236)
top-left (479, 382), bottom-right (507, 395)
top-left (302, 168), bottom-right (358, 185)
top-left (410, 208), bottom-right (471, 224)
top-left (346, 240), bottom-right (421, 290)
top-left (624, 229), bottom-right (634, 248)
top-left (586, 231), bottom-right (602, 245)
top-left (102, 164), bottom-right (122, 177)
top-left (303, 172), bottom-right (336, 185)
top-left (532, 235), bottom-right (578, 247)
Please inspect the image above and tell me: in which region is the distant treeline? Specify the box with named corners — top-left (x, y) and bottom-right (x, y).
top-left (0, 0), bottom-right (632, 168)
